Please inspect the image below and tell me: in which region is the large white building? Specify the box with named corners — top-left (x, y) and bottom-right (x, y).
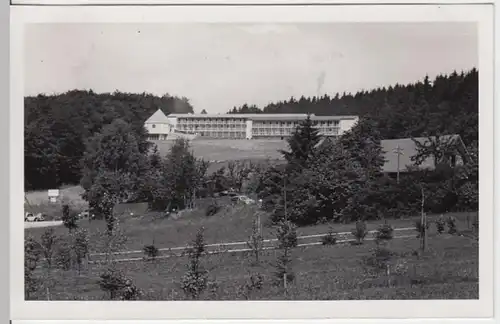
top-left (144, 109), bottom-right (359, 140)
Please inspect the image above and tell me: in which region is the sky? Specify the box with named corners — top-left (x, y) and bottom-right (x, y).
top-left (25, 23), bottom-right (478, 114)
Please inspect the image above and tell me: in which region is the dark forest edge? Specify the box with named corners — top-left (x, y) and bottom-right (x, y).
top-left (25, 91), bottom-right (193, 190)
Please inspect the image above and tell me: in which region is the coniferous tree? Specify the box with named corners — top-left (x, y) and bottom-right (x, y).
top-left (279, 114), bottom-right (321, 170)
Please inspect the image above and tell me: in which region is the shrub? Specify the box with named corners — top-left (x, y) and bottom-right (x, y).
top-left (276, 220), bottom-right (298, 249)
top-left (375, 223), bottom-right (394, 241)
top-left (143, 244), bottom-right (160, 261)
top-left (72, 229), bottom-right (90, 274)
top-left (275, 252), bottom-right (295, 285)
top-left (362, 245), bottom-right (396, 287)
top-left (61, 204), bottom-right (78, 232)
top-left (351, 220), bottom-right (368, 244)
top-left (98, 267), bottom-right (142, 300)
top-left (55, 243), bottom-right (73, 271)
top-left (415, 219), bottom-right (430, 238)
top-left (205, 202), bottom-right (221, 217)
top-left (274, 219), bottom-right (297, 288)
top-left (181, 227), bottom-right (208, 300)
top-left (24, 236), bottom-right (41, 299)
top-left (40, 228), bottom-right (58, 271)
top-left (120, 279), bottom-right (142, 300)
top-left (447, 215), bottom-right (458, 234)
top-left (239, 273), bottom-right (264, 300)
top-left (321, 227), bottom-right (337, 246)
top-left (247, 217), bottom-right (264, 265)
top-left (472, 216), bottom-right (479, 233)
top-left (435, 215), bottom-right (446, 234)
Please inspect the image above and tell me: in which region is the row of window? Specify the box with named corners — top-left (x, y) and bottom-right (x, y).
top-left (199, 131), bottom-right (246, 138)
top-left (179, 125), bottom-right (246, 130)
top-left (252, 121), bottom-right (340, 127)
top-left (147, 134), bottom-right (168, 140)
top-left (252, 128), bottom-right (339, 136)
top-left (178, 118), bottom-right (246, 124)
top-left (176, 119), bottom-right (340, 126)
top-left (176, 125), bottom-right (339, 133)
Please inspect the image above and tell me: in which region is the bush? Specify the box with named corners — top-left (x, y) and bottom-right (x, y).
top-left (351, 220), bottom-right (368, 244)
top-left (375, 223), bottom-right (394, 241)
top-left (61, 204), bottom-right (78, 232)
top-left (205, 202), bottom-right (221, 217)
top-left (40, 228), bottom-right (58, 270)
top-left (435, 215), bottom-right (446, 234)
top-left (143, 244), bottom-right (160, 261)
top-left (275, 252), bottom-right (295, 284)
top-left (239, 273), bottom-right (264, 300)
top-left (276, 220), bottom-right (298, 249)
top-left (362, 245), bottom-right (397, 288)
top-left (181, 227), bottom-right (208, 300)
top-left (321, 227), bottom-right (337, 246)
top-left (72, 229), bottom-right (90, 274)
top-left (415, 219), bottom-right (430, 238)
top-left (247, 217), bottom-right (264, 265)
top-left (55, 243), bottom-right (73, 271)
top-left (274, 219), bottom-right (297, 288)
top-left (447, 215), bottom-right (458, 234)
top-left (24, 236), bottom-right (41, 299)
top-left (96, 269), bottom-right (142, 300)
top-left (120, 279), bottom-right (142, 300)
top-left (472, 216), bottom-right (479, 233)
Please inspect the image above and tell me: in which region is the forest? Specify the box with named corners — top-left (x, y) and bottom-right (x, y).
top-left (24, 91), bottom-right (193, 190)
top-left (229, 69), bottom-right (478, 145)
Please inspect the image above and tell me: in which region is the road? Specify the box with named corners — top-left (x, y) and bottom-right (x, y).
top-left (24, 220), bottom-right (63, 229)
top-left (89, 227), bottom-right (417, 264)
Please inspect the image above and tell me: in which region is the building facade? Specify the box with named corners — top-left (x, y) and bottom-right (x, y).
top-left (144, 109), bottom-right (172, 140)
top-left (145, 109), bottom-right (359, 140)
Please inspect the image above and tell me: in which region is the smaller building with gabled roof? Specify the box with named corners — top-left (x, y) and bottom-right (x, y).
top-left (380, 135), bottom-right (470, 174)
top-left (144, 109), bottom-right (173, 140)
top-left (315, 134), bottom-right (471, 175)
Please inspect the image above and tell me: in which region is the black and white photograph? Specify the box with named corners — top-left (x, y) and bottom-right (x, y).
top-left (12, 4), bottom-right (494, 317)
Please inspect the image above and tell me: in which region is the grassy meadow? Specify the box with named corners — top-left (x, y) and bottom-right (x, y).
top-left (25, 185), bottom-right (479, 300)
top-left (153, 139), bottom-right (288, 161)
top-left (25, 191), bottom-right (478, 254)
top-left (29, 229), bottom-right (478, 300)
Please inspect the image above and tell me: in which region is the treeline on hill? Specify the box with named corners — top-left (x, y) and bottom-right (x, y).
top-left (229, 69), bottom-right (478, 145)
top-left (24, 90), bottom-right (193, 190)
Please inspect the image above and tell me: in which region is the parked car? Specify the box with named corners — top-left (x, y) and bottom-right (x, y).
top-left (78, 210), bottom-right (95, 219)
top-left (24, 212), bottom-right (45, 222)
top-left (231, 195), bottom-right (256, 205)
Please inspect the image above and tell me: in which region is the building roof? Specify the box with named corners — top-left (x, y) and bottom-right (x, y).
top-left (316, 134), bottom-right (465, 173)
top-left (167, 113), bottom-right (358, 121)
top-left (145, 109), bottom-right (170, 124)
top-left (380, 134), bottom-right (464, 173)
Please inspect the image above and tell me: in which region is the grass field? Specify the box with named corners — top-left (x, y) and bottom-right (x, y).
top-left (29, 231), bottom-right (478, 300)
top-left (25, 192), bottom-right (478, 300)
top-left (152, 139), bottom-right (288, 162)
top-left (25, 193), bottom-right (478, 255)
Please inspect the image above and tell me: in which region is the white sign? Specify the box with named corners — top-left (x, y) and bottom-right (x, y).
top-left (48, 189), bottom-right (60, 197)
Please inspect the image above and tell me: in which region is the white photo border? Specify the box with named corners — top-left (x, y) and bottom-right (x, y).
top-left (10, 3), bottom-right (495, 321)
